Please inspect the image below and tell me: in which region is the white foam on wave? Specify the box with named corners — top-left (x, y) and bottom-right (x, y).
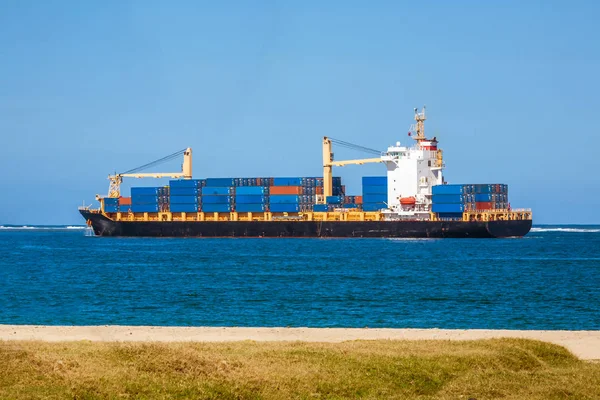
top-left (0, 225), bottom-right (86, 230)
top-left (530, 227), bottom-right (600, 233)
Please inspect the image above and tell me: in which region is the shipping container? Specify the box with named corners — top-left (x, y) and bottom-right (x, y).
top-left (119, 197), bottom-right (132, 205)
top-left (235, 195), bottom-right (267, 204)
top-left (131, 187), bottom-right (160, 196)
top-left (326, 195), bottom-right (343, 204)
top-left (432, 194), bottom-right (466, 204)
top-left (169, 187), bottom-right (199, 196)
top-left (437, 212), bottom-right (464, 220)
top-left (201, 186), bottom-right (234, 195)
top-left (362, 176), bottom-right (387, 186)
top-left (269, 195), bottom-right (300, 204)
top-left (269, 186), bottom-right (302, 195)
top-left (131, 204), bottom-right (160, 213)
top-left (432, 184), bottom-right (465, 195)
top-left (205, 178), bottom-right (236, 187)
top-left (131, 195), bottom-right (159, 205)
top-left (104, 204), bottom-right (118, 212)
top-left (475, 202), bottom-right (493, 210)
top-left (235, 186), bottom-right (269, 195)
top-left (201, 203), bottom-right (232, 213)
top-left (355, 196), bottom-right (363, 204)
top-left (169, 203), bottom-right (199, 213)
top-left (118, 205), bottom-right (131, 213)
top-left (362, 193), bottom-right (387, 204)
top-left (362, 185), bottom-right (388, 195)
top-left (169, 195), bottom-right (198, 204)
top-left (432, 203), bottom-right (465, 213)
top-left (474, 193), bottom-right (494, 202)
top-left (169, 179), bottom-right (201, 188)
top-left (272, 177), bottom-right (302, 186)
top-left (270, 203), bottom-right (300, 212)
top-left (103, 197), bottom-right (118, 205)
top-left (313, 204), bottom-right (329, 212)
top-left (343, 203), bottom-right (359, 209)
top-left (362, 203), bottom-right (386, 211)
top-left (235, 203), bottom-right (267, 213)
top-left (201, 195), bottom-right (232, 204)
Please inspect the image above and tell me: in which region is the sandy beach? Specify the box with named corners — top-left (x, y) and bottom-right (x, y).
top-left (1, 325), bottom-right (598, 360)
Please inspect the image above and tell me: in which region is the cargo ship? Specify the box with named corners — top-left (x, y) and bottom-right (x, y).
top-left (80, 108), bottom-right (532, 238)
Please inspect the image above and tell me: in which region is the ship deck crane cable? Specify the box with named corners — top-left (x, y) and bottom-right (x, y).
top-left (104, 147), bottom-right (193, 198)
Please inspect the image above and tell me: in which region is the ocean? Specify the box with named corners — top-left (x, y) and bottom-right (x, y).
top-left (0, 225), bottom-right (599, 330)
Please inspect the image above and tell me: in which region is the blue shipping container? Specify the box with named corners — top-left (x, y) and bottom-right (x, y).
top-left (474, 184), bottom-right (493, 194)
top-left (313, 204), bottom-right (329, 212)
top-left (326, 196), bottom-right (343, 204)
top-left (362, 176), bottom-right (387, 186)
top-left (270, 203), bottom-right (300, 212)
top-left (104, 204), bottom-right (118, 212)
top-left (201, 203), bottom-right (232, 213)
top-left (131, 204), bottom-right (160, 213)
top-left (169, 203), bottom-right (198, 213)
top-left (269, 195), bottom-right (300, 204)
top-left (362, 193), bottom-right (387, 204)
top-left (118, 206), bottom-right (131, 213)
top-left (131, 195), bottom-right (159, 205)
top-left (169, 179), bottom-right (200, 188)
top-left (201, 186), bottom-right (234, 195)
top-left (169, 187), bottom-right (199, 196)
top-left (362, 185), bottom-right (388, 195)
top-left (437, 212), bottom-right (464, 219)
top-left (432, 194), bottom-right (466, 204)
top-left (201, 195), bottom-right (232, 204)
top-left (432, 203), bottom-right (465, 213)
top-left (343, 203), bottom-right (359, 208)
top-left (362, 203), bottom-right (387, 211)
top-left (272, 177), bottom-right (302, 186)
top-left (432, 184), bottom-right (465, 195)
top-left (169, 195), bottom-right (198, 204)
top-left (131, 187), bottom-right (160, 196)
top-left (235, 186), bottom-right (269, 195)
top-left (205, 178), bottom-right (236, 187)
top-left (235, 195), bottom-right (267, 204)
top-left (475, 193), bottom-right (494, 202)
top-left (103, 197), bottom-right (119, 205)
top-left (235, 203), bottom-right (267, 213)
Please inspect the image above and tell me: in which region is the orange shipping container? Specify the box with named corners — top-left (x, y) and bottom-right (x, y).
top-left (119, 197), bottom-right (132, 205)
top-left (315, 186), bottom-right (323, 195)
top-left (355, 196), bottom-right (363, 204)
top-left (269, 186), bottom-right (302, 195)
top-left (475, 201), bottom-right (492, 210)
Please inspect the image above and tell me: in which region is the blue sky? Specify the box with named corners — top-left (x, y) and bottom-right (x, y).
top-left (1, 1), bottom-right (598, 224)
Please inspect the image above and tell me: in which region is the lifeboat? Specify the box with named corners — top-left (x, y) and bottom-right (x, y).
top-left (400, 197), bottom-right (416, 205)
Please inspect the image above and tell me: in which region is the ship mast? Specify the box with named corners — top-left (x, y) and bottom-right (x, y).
top-left (412, 106), bottom-right (427, 143)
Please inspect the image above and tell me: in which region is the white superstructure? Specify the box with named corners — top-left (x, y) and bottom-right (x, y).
top-left (381, 107), bottom-right (444, 217)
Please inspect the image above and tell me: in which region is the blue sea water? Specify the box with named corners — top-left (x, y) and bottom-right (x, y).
top-left (0, 225), bottom-right (599, 330)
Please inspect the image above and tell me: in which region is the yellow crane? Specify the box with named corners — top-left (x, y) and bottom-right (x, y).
top-left (321, 137), bottom-right (383, 202)
top-left (105, 148), bottom-right (193, 198)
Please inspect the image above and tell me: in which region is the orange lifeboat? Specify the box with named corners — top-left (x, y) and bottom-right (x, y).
top-left (400, 197), bottom-right (416, 205)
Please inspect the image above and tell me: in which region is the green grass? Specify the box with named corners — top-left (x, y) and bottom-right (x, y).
top-left (1, 339), bottom-right (599, 399)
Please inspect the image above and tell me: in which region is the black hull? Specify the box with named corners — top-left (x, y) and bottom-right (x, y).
top-left (80, 211), bottom-right (531, 238)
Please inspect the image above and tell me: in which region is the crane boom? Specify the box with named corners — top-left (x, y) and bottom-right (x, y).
top-left (106, 147), bottom-right (193, 198)
top-left (322, 137), bottom-right (383, 201)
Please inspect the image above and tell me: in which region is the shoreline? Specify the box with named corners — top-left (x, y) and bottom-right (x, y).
top-left (1, 325), bottom-right (599, 360)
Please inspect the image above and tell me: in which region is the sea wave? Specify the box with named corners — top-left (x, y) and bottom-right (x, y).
top-left (0, 225), bottom-right (86, 230)
top-left (530, 227), bottom-right (600, 233)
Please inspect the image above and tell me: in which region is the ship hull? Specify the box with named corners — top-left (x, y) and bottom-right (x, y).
top-left (80, 210), bottom-right (531, 238)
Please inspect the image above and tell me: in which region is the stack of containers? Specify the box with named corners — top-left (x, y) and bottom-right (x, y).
top-left (431, 184), bottom-right (467, 218)
top-left (103, 197), bottom-right (119, 213)
top-left (235, 186), bottom-right (269, 213)
top-left (131, 187), bottom-right (161, 213)
top-left (473, 184), bottom-right (509, 210)
top-left (118, 197), bottom-right (131, 213)
top-left (362, 176), bottom-right (388, 211)
top-left (270, 177), bottom-right (303, 213)
top-left (169, 180), bottom-right (200, 213)
top-left (201, 179), bottom-right (235, 212)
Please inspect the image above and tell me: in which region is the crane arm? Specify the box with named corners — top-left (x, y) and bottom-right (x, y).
top-left (119, 172), bottom-right (185, 179)
top-left (327, 158), bottom-right (382, 167)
